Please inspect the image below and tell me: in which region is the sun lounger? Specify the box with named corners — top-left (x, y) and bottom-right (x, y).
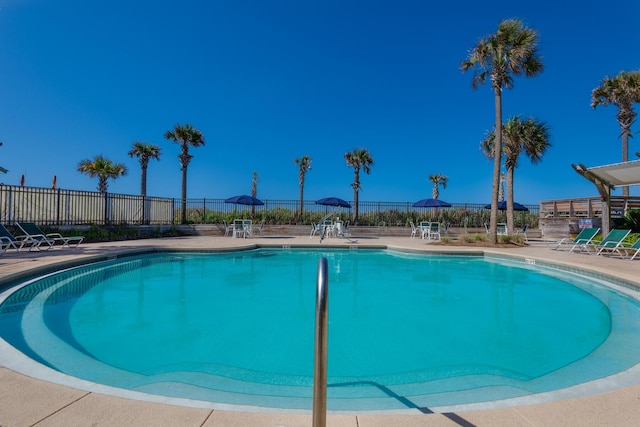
top-left (0, 224), bottom-right (31, 253)
top-left (582, 229), bottom-right (631, 255)
top-left (17, 222), bottom-right (84, 250)
top-left (546, 227), bottom-right (600, 252)
top-left (617, 238), bottom-right (640, 260)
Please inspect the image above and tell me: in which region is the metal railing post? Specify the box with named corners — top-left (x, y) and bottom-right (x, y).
top-left (312, 257), bottom-right (329, 427)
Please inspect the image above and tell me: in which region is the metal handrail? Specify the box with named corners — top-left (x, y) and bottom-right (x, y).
top-left (312, 257), bottom-right (329, 427)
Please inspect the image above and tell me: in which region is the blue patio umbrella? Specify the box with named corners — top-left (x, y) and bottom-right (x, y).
top-left (484, 201), bottom-right (529, 211)
top-left (412, 198), bottom-right (452, 208)
top-left (224, 195), bottom-right (264, 206)
top-left (315, 197), bottom-right (351, 208)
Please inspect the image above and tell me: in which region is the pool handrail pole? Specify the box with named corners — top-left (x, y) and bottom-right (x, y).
top-left (312, 257), bottom-right (329, 427)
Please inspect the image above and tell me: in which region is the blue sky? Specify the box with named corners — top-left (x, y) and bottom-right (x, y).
top-left (0, 0), bottom-right (639, 204)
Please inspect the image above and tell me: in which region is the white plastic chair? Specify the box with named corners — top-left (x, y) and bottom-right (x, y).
top-left (310, 222), bottom-right (321, 238)
top-left (410, 221), bottom-right (418, 238)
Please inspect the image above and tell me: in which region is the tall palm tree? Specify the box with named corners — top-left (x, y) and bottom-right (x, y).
top-left (428, 174), bottom-right (447, 199)
top-left (128, 142), bottom-right (161, 197)
top-left (77, 155), bottom-right (127, 194)
top-left (294, 155), bottom-right (312, 219)
top-left (461, 18), bottom-right (543, 243)
top-left (482, 116), bottom-right (551, 234)
top-left (591, 70), bottom-right (640, 197)
top-left (344, 148), bottom-right (374, 223)
top-left (164, 123), bottom-right (205, 224)
top-left (251, 171), bottom-right (258, 216)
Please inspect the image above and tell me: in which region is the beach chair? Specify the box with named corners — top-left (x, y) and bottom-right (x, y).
top-left (583, 229), bottom-right (631, 255)
top-left (14, 223), bottom-right (56, 251)
top-left (0, 224), bottom-right (31, 253)
top-left (616, 238), bottom-right (640, 260)
top-left (546, 227), bottom-right (600, 252)
top-left (17, 222), bottom-right (84, 249)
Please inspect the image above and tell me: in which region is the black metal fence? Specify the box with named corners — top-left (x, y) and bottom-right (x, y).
top-left (0, 185), bottom-right (174, 225)
top-left (0, 185), bottom-right (540, 227)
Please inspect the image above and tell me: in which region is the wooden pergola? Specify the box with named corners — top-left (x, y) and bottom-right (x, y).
top-left (572, 159), bottom-right (640, 235)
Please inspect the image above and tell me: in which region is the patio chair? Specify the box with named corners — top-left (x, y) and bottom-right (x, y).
top-left (243, 220), bottom-right (253, 238)
top-left (410, 221), bottom-right (419, 238)
top-left (583, 229), bottom-right (631, 255)
top-left (546, 227), bottom-right (600, 252)
top-left (17, 222), bottom-right (84, 249)
top-left (0, 224), bottom-right (31, 253)
top-left (420, 221), bottom-right (430, 239)
top-left (233, 220), bottom-right (245, 238)
top-left (310, 222), bottom-right (321, 238)
top-left (429, 222), bottom-right (441, 241)
top-left (515, 224), bottom-right (529, 242)
top-left (223, 220), bottom-right (234, 237)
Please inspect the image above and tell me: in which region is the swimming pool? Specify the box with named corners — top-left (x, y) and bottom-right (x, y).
top-left (1, 248), bottom-right (640, 412)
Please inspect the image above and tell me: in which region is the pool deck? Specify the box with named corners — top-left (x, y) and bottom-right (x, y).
top-left (1, 234), bottom-right (640, 426)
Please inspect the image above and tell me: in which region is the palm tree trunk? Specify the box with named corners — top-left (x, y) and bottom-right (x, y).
top-left (353, 170), bottom-right (360, 223)
top-left (299, 180), bottom-right (304, 219)
top-left (141, 166), bottom-right (148, 197)
top-left (621, 125), bottom-right (630, 197)
top-left (181, 166), bottom-right (188, 224)
top-left (489, 88), bottom-right (503, 244)
top-left (506, 166), bottom-right (515, 235)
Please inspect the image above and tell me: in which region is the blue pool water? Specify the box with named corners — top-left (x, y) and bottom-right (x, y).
top-left (1, 249), bottom-right (640, 412)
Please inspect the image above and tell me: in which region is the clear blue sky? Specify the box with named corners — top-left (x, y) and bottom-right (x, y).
top-left (1, 0), bottom-right (639, 204)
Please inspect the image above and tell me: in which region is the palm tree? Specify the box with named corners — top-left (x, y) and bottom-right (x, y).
top-left (461, 18), bottom-right (543, 243)
top-left (164, 123), bottom-right (205, 224)
top-left (428, 174), bottom-right (447, 199)
top-left (344, 148), bottom-right (374, 223)
top-left (481, 116), bottom-right (551, 234)
top-left (294, 155), bottom-right (312, 219)
top-left (77, 155), bottom-right (127, 194)
top-left (251, 171), bottom-right (258, 216)
top-left (128, 142), bottom-right (161, 197)
top-left (591, 70), bottom-right (640, 197)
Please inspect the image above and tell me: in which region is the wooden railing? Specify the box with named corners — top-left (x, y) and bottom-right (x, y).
top-left (539, 196), bottom-right (640, 218)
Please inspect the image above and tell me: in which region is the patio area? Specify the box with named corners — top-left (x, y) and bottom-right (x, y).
top-left (1, 235), bottom-right (639, 426)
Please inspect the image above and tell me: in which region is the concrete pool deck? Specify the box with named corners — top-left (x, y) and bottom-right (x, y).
top-left (1, 234), bottom-right (640, 426)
